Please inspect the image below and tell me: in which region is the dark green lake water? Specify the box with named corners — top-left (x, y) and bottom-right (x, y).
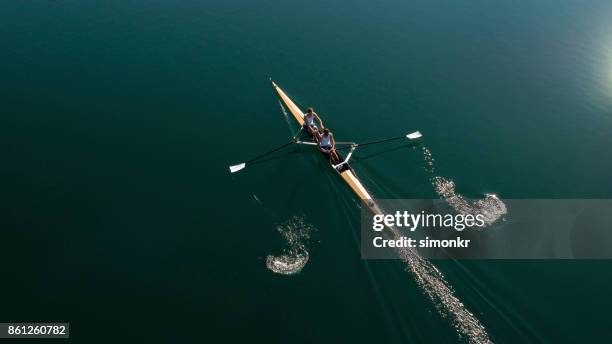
top-left (2, 1), bottom-right (612, 342)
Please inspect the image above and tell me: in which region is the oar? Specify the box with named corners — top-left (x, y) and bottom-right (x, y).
top-left (229, 140), bottom-right (295, 173)
top-left (336, 131), bottom-right (422, 151)
top-left (229, 127), bottom-right (309, 173)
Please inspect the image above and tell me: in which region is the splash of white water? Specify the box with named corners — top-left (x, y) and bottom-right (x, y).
top-left (432, 176), bottom-right (506, 226)
top-left (266, 216), bottom-right (313, 275)
top-left (423, 146), bottom-right (506, 226)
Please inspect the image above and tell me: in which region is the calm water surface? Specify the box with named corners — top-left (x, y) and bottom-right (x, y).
top-left (2, 1), bottom-right (612, 342)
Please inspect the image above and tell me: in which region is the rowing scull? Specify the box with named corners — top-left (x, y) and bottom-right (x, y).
top-left (229, 80), bottom-right (422, 205)
top-left (271, 81), bottom-right (375, 201)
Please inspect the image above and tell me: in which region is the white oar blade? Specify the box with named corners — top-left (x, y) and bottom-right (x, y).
top-left (296, 141), bottom-right (318, 146)
top-left (406, 131), bottom-right (422, 140)
top-left (229, 163), bottom-right (246, 173)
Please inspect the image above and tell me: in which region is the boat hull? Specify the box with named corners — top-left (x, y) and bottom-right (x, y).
top-left (272, 81), bottom-right (373, 201)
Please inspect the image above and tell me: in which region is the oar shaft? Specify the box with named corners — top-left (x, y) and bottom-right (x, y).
top-left (245, 140), bottom-right (294, 163)
top-left (230, 127), bottom-right (309, 173)
top-left (336, 135), bottom-right (405, 150)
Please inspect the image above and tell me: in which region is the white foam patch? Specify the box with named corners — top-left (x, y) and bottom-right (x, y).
top-left (423, 146), bottom-right (507, 226)
top-left (266, 254), bottom-right (309, 275)
top-left (433, 176), bottom-right (507, 226)
top-left (266, 216), bottom-right (314, 275)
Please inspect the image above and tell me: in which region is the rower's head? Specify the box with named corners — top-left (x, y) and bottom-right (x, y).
top-left (306, 107), bottom-right (313, 114)
top-left (323, 128), bottom-right (330, 135)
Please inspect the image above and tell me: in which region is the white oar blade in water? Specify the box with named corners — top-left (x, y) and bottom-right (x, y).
top-left (229, 163), bottom-right (246, 173)
top-left (406, 131), bottom-right (422, 140)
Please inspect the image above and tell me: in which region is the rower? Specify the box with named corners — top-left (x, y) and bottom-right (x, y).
top-left (319, 128), bottom-right (340, 163)
top-left (303, 107), bottom-right (323, 141)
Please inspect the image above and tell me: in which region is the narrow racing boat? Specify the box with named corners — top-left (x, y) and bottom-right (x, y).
top-left (271, 80), bottom-right (374, 201)
top-left (229, 80), bottom-right (422, 205)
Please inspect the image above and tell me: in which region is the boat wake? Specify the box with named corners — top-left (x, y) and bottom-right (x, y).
top-left (423, 146), bottom-right (507, 226)
top-left (370, 198), bottom-right (492, 343)
top-left (368, 145), bottom-right (504, 343)
top-left (400, 245), bottom-right (491, 343)
top-left (266, 216), bottom-right (314, 275)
